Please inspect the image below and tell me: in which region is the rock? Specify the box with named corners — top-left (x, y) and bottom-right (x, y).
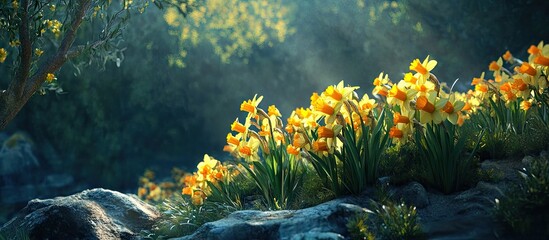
top-left (377, 176), bottom-right (391, 186)
top-left (174, 198), bottom-right (370, 240)
top-left (522, 155), bottom-right (535, 166)
top-left (0, 133), bottom-right (39, 177)
top-left (393, 181), bottom-right (429, 209)
top-left (0, 188), bottom-right (159, 239)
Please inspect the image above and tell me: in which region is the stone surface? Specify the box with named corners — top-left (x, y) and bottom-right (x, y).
top-left (0, 133), bottom-right (39, 176)
top-left (522, 155), bottom-right (535, 166)
top-left (0, 188), bottom-right (160, 239)
top-left (392, 181), bottom-right (429, 209)
top-left (174, 198), bottom-right (369, 240)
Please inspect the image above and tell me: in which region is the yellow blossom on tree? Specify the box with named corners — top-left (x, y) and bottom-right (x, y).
top-left (46, 73), bottom-right (56, 82)
top-left (35, 48), bottom-right (44, 57)
top-left (0, 48), bottom-right (7, 63)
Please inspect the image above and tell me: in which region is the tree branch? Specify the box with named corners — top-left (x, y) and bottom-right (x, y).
top-left (9, 0), bottom-right (32, 98)
top-left (24, 0), bottom-right (92, 98)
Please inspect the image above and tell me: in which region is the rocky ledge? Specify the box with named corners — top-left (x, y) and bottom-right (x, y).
top-left (0, 188), bottom-right (159, 239)
top-left (0, 158), bottom-right (527, 239)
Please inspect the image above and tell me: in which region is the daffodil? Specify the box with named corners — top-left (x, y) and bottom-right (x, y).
top-left (511, 78), bottom-right (530, 99)
top-left (441, 94), bottom-right (465, 125)
top-left (503, 50), bottom-right (513, 62)
top-left (488, 58), bottom-right (503, 72)
top-left (240, 94), bottom-right (263, 117)
top-left (311, 95), bottom-right (342, 125)
top-left (358, 93), bottom-right (377, 113)
top-left (268, 105), bottom-right (281, 117)
top-left (409, 56), bottom-right (437, 83)
top-left (518, 62), bottom-right (537, 76)
top-left (231, 118), bottom-right (248, 134)
top-left (197, 154), bottom-right (219, 180)
top-left (372, 72), bottom-right (390, 97)
top-left (323, 81), bottom-right (359, 102)
top-left (286, 144), bottom-right (300, 156)
top-left (415, 91), bottom-right (445, 124)
top-left (387, 81), bottom-right (418, 111)
top-left (238, 137), bottom-right (261, 162)
top-left (521, 99), bottom-right (533, 111)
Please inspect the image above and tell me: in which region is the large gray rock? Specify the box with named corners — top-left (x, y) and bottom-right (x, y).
top-left (175, 198), bottom-right (370, 240)
top-left (0, 188), bottom-right (160, 239)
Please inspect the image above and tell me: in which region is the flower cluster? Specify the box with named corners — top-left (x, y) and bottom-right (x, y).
top-left (137, 169), bottom-right (179, 202)
top-left (181, 154), bottom-right (237, 206)
top-left (470, 41), bottom-right (549, 114)
top-left (42, 19), bottom-right (62, 36)
top-left (166, 41), bottom-right (548, 207)
top-left (223, 95), bottom-right (287, 162)
top-left (371, 56), bottom-right (468, 145)
top-left (285, 81), bottom-right (379, 157)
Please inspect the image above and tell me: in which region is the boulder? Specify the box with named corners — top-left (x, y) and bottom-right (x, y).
top-left (174, 198), bottom-right (370, 240)
top-left (0, 188), bottom-right (160, 239)
top-left (392, 181), bottom-right (429, 209)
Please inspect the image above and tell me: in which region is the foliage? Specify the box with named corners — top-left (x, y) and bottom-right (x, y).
top-left (142, 195), bottom-right (235, 239)
top-left (346, 212), bottom-right (376, 240)
top-left (307, 107), bottom-right (389, 195)
top-left (373, 201), bottom-right (424, 240)
top-left (291, 165), bottom-right (335, 209)
top-left (414, 122), bottom-right (483, 193)
top-left (223, 96), bottom-right (303, 210)
top-left (162, 0), bottom-right (294, 66)
top-left (496, 156), bottom-right (549, 237)
top-left (347, 189), bottom-right (424, 240)
top-left (379, 142), bottom-right (420, 185)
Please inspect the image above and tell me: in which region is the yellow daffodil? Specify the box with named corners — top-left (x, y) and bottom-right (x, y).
top-left (240, 94), bottom-right (263, 117)
top-left (415, 91), bottom-right (445, 124)
top-left (441, 94), bottom-right (465, 125)
top-left (503, 50), bottom-right (513, 62)
top-left (518, 62), bottom-right (537, 76)
top-left (268, 105), bottom-right (281, 117)
top-left (372, 72), bottom-right (391, 97)
top-left (231, 118), bottom-right (248, 134)
top-left (521, 99), bottom-right (533, 111)
top-left (387, 81), bottom-right (418, 111)
top-left (488, 58), bottom-right (503, 72)
top-left (286, 144), bottom-right (300, 156)
top-left (238, 137), bottom-right (260, 162)
top-left (323, 81), bottom-right (359, 102)
top-left (359, 93), bottom-right (377, 113)
top-left (197, 154), bottom-right (219, 179)
top-left (311, 95), bottom-right (342, 125)
top-left (409, 56), bottom-right (437, 83)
